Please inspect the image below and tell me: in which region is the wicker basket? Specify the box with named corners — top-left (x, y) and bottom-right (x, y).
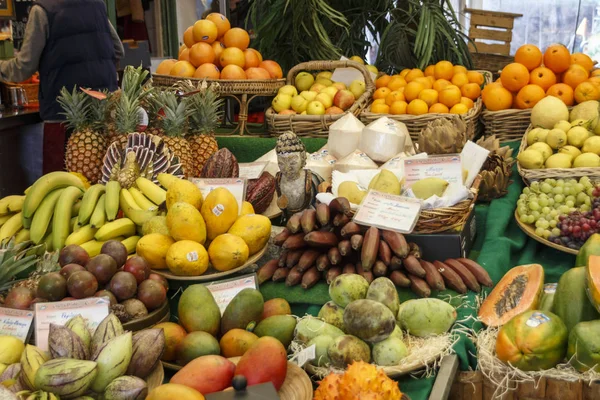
top-left (517, 124), bottom-right (600, 184)
top-left (265, 60), bottom-right (375, 137)
top-left (151, 74), bottom-right (286, 96)
top-left (360, 70), bottom-right (492, 142)
top-left (471, 53), bottom-right (513, 78)
top-left (1, 82), bottom-right (39, 106)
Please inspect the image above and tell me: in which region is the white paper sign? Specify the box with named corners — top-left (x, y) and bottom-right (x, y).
top-left (34, 298), bottom-right (110, 351)
top-left (0, 307), bottom-right (34, 342)
top-left (238, 162), bottom-right (267, 180)
top-left (189, 178), bottom-right (247, 214)
top-left (403, 155), bottom-right (463, 187)
top-left (353, 190), bottom-right (422, 233)
top-left (204, 274), bottom-right (258, 315)
top-left (330, 56), bottom-right (377, 87)
top-left (295, 344), bottom-right (316, 367)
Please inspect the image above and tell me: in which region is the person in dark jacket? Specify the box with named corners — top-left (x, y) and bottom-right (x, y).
top-left (0, 0), bottom-right (124, 174)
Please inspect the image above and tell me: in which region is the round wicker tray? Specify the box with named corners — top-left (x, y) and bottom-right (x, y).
top-left (123, 300), bottom-right (170, 331)
top-left (514, 210), bottom-right (578, 255)
top-left (151, 244), bottom-right (267, 282)
top-left (151, 74), bottom-right (286, 95)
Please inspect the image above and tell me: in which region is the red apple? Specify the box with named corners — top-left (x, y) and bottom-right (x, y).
top-left (123, 256), bottom-right (150, 285)
top-left (325, 106), bottom-right (344, 115)
top-left (333, 89), bottom-right (355, 111)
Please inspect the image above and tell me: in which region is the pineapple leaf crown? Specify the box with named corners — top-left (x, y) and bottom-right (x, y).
top-left (88, 89), bottom-right (111, 133)
top-left (153, 89), bottom-right (192, 138)
top-left (177, 80), bottom-right (224, 135)
top-left (122, 65), bottom-right (152, 100)
top-left (57, 87), bottom-right (92, 131)
top-left (114, 92), bottom-right (141, 135)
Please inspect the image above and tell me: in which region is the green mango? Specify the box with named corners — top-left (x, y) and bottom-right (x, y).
top-left (178, 284), bottom-right (220, 336)
top-left (221, 288), bottom-right (264, 335)
top-left (253, 315), bottom-right (297, 348)
top-left (575, 233), bottom-right (600, 267)
top-left (552, 267), bottom-right (599, 333)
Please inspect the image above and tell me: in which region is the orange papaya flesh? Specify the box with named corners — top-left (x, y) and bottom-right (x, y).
top-left (478, 264), bottom-right (544, 327)
top-left (496, 310), bottom-right (568, 371)
top-left (586, 255), bottom-right (600, 311)
top-left (576, 233), bottom-right (600, 267)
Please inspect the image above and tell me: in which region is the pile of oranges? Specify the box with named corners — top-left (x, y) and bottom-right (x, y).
top-left (370, 62), bottom-right (485, 116)
top-left (483, 44), bottom-right (599, 111)
top-left (155, 13), bottom-right (283, 80)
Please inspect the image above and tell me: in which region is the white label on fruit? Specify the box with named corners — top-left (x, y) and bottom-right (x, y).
top-left (189, 178), bottom-right (247, 215)
top-left (525, 312), bottom-right (550, 328)
top-left (295, 344), bottom-right (316, 367)
top-left (212, 204), bottom-right (224, 216)
top-left (203, 274), bottom-right (258, 315)
top-left (544, 283), bottom-right (557, 294)
top-left (0, 307), bottom-right (34, 342)
top-left (186, 251), bottom-right (199, 262)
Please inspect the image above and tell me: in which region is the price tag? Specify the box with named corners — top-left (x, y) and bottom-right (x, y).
top-left (203, 274), bottom-right (258, 315)
top-left (189, 178), bottom-right (247, 215)
top-left (238, 162), bottom-right (267, 180)
top-left (0, 307), bottom-right (34, 343)
top-left (34, 298), bottom-right (110, 351)
top-left (353, 190), bottom-right (422, 234)
top-left (403, 155), bottom-right (463, 187)
top-left (294, 344), bottom-right (316, 367)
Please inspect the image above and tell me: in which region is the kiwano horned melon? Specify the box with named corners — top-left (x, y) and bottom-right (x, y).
top-left (496, 310), bottom-right (568, 371)
top-left (201, 148), bottom-right (239, 178)
top-left (478, 264), bottom-right (544, 327)
top-left (587, 255), bottom-right (600, 312)
top-left (245, 171), bottom-right (276, 214)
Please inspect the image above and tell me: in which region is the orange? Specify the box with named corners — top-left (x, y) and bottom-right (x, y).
top-left (245, 67), bottom-right (271, 79)
top-left (429, 103), bottom-right (449, 113)
top-left (424, 65), bottom-right (435, 77)
top-left (259, 60), bottom-right (283, 79)
top-left (413, 77), bottom-right (433, 90)
top-left (481, 81), bottom-right (503, 102)
top-left (154, 322), bottom-right (187, 361)
top-left (223, 27), bottom-right (250, 50)
top-left (178, 48), bottom-right (190, 62)
top-left (248, 48), bottom-right (263, 63)
top-left (219, 328), bottom-right (259, 358)
top-left (183, 27), bottom-right (196, 48)
top-left (372, 99), bottom-right (386, 106)
top-left (385, 90), bottom-right (405, 106)
top-left (588, 76), bottom-right (600, 88)
top-left (574, 81), bottom-right (600, 103)
top-left (389, 101), bottom-right (408, 115)
top-left (562, 64), bottom-right (589, 89)
top-left (212, 41), bottom-right (225, 67)
top-left (205, 13), bottom-right (231, 38)
top-left (515, 84), bottom-right (546, 109)
top-left (220, 64), bottom-right (246, 79)
top-left (407, 99), bottom-right (428, 115)
top-left (438, 86), bottom-right (462, 108)
top-left (404, 81), bottom-right (425, 102)
top-left (529, 67), bottom-right (557, 91)
top-left (243, 49), bottom-right (261, 68)
top-left (571, 53), bottom-right (594, 71)
top-left (467, 71), bottom-right (485, 85)
top-left (418, 89), bottom-right (438, 107)
top-left (500, 63), bottom-right (530, 92)
top-left (387, 76), bottom-right (407, 91)
top-left (405, 69), bottom-right (425, 82)
top-left (451, 73), bottom-right (469, 88)
top-left (514, 44), bottom-right (543, 71)
top-left (434, 60), bottom-right (454, 80)
top-left (460, 97), bottom-right (474, 109)
top-left (544, 44), bottom-right (571, 74)
top-left (220, 47), bottom-right (245, 68)
top-left (371, 103), bottom-right (390, 114)
top-left (188, 42), bottom-right (215, 67)
top-left (179, 44), bottom-right (187, 56)
top-left (194, 63), bottom-right (220, 79)
top-left (592, 69), bottom-right (600, 77)
top-left (376, 75), bottom-right (392, 88)
top-left (170, 61), bottom-right (196, 77)
top-left (461, 82), bottom-right (481, 100)
top-left (453, 65), bottom-right (468, 76)
top-left (399, 69), bottom-right (411, 78)
top-left (450, 103), bottom-right (469, 114)
top-left (192, 19), bottom-right (218, 44)
top-left (427, 76), bottom-right (435, 86)
top-left (546, 83), bottom-right (574, 106)
top-left (156, 59), bottom-right (177, 75)
top-left (433, 79), bottom-right (452, 92)
top-left (483, 86), bottom-right (513, 111)
top-left (373, 87), bottom-right (392, 100)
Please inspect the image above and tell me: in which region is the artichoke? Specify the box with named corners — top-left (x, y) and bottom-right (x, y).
top-left (418, 117), bottom-right (467, 154)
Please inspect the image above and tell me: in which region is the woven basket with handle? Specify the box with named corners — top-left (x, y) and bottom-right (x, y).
top-left (151, 74), bottom-right (286, 96)
top-left (265, 60), bottom-right (375, 137)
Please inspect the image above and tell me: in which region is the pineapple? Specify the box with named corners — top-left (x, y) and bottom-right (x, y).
top-left (58, 87), bottom-right (107, 184)
top-left (0, 238), bottom-right (53, 297)
top-left (179, 80), bottom-right (223, 177)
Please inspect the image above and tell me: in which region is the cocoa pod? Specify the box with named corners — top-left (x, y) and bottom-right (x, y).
top-left (316, 203), bottom-right (330, 227)
top-left (338, 240), bottom-right (352, 256)
top-left (445, 259), bottom-right (481, 292)
top-left (350, 234), bottom-right (363, 251)
top-left (378, 240), bottom-right (392, 266)
top-left (419, 260), bottom-right (445, 291)
top-left (343, 263), bottom-right (356, 274)
top-left (390, 271), bottom-right (411, 287)
top-left (329, 197), bottom-right (352, 216)
top-left (278, 250), bottom-right (288, 267)
top-left (201, 148), bottom-right (239, 178)
top-left (408, 274), bottom-right (431, 297)
top-left (456, 258), bottom-right (493, 287)
top-left (316, 254), bottom-right (331, 271)
top-left (389, 256), bottom-right (403, 272)
top-left (333, 213), bottom-right (350, 227)
top-left (373, 261), bottom-right (388, 277)
top-left (127, 329), bottom-right (164, 379)
top-left (286, 266), bottom-right (303, 286)
top-left (245, 171), bottom-right (275, 214)
top-left (361, 226), bottom-right (380, 270)
top-left (297, 249), bottom-right (320, 272)
top-left (301, 267), bottom-right (321, 289)
top-left (434, 261), bottom-right (467, 294)
top-left (273, 228), bottom-right (291, 246)
top-left (409, 242), bottom-right (422, 259)
top-left (304, 231), bottom-right (339, 248)
top-left (326, 267), bottom-right (342, 284)
top-left (272, 268), bottom-right (289, 282)
top-left (286, 212), bottom-right (302, 234)
top-left (285, 249), bottom-right (304, 268)
top-left (402, 255), bottom-right (427, 278)
top-left (360, 271), bottom-right (374, 284)
top-left (341, 221), bottom-right (362, 238)
top-left (257, 260), bottom-right (279, 284)
top-left (381, 230), bottom-right (409, 258)
top-left (301, 209), bottom-right (317, 233)
top-left (282, 233), bottom-right (306, 250)
top-left (327, 247), bottom-right (342, 265)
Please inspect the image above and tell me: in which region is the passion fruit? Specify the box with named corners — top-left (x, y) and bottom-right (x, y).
top-left (101, 240), bottom-right (128, 267)
top-left (67, 270), bottom-right (99, 299)
top-left (94, 290), bottom-right (118, 306)
top-left (137, 279), bottom-right (167, 311)
top-left (60, 264), bottom-right (85, 280)
top-left (121, 298), bottom-right (149, 319)
top-left (148, 273), bottom-right (169, 292)
top-left (4, 287), bottom-right (35, 310)
top-left (109, 271), bottom-right (138, 301)
top-left (123, 256), bottom-right (150, 284)
top-left (59, 245), bottom-right (90, 267)
top-left (86, 254), bottom-right (117, 284)
top-left (36, 272), bottom-right (67, 301)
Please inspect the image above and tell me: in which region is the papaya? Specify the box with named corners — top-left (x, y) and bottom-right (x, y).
top-left (587, 255), bottom-right (600, 312)
top-left (178, 284), bottom-right (221, 336)
top-left (253, 315), bottom-right (297, 348)
top-left (478, 264), bottom-right (544, 327)
top-left (567, 320), bottom-right (600, 372)
top-left (227, 214), bottom-right (271, 255)
top-left (261, 298), bottom-right (291, 320)
top-left (552, 267), bottom-right (599, 332)
top-left (221, 288), bottom-right (264, 335)
top-left (575, 233), bottom-right (600, 267)
top-left (171, 355), bottom-right (236, 395)
top-left (539, 283), bottom-right (557, 312)
top-left (495, 310), bottom-right (567, 371)
top-left (235, 337), bottom-right (288, 391)
top-left (200, 188), bottom-right (239, 241)
top-left (176, 331), bottom-right (221, 366)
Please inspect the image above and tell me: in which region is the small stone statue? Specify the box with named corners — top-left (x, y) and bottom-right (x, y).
top-left (275, 131), bottom-right (322, 219)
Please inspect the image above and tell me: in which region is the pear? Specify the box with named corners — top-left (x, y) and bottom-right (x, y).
top-left (554, 120), bottom-right (572, 133)
top-left (368, 169), bottom-right (401, 195)
top-left (567, 126), bottom-right (591, 147)
top-left (546, 129), bottom-right (568, 149)
top-left (545, 153), bottom-right (572, 169)
top-left (528, 142), bottom-right (553, 161)
top-left (573, 152), bottom-right (600, 168)
top-left (582, 136), bottom-right (600, 155)
top-left (338, 181), bottom-right (367, 205)
top-left (559, 145), bottom-right (582, 159)
top-left (295, 72), bottom-right (315, 92)
top-left (411, 178), bottom-right (449, 200)
top-left (517, 149), bottom-right (544, 169)
top-left (272, 94), bottom-right (292, 113)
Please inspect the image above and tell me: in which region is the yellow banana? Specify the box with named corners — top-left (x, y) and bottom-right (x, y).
top-left (157, 173), bottom-right (181, 190)
top-left (43, 229), bottom-right (53, 252)
top-left (121, 236), bottom-right (140, 254)
top-left (0, 212), bottom-right (23, 241)
top-left (0, 214), bottom-right (14, 227)
top-left (0, 195), bottom-right (24, 215)
top-left (105, 181), bottom-right (121, 221)
top-left (15, 229), bottom-right (30, 244)
top-left (81, 238), bottom-right (125, 257)
top-left (52, 186), bottom-right (84, 251)
top-left (136, 177), bottom-right (166, 205)
top-left (95, 218), bottom-right (136, 241)
top-left (29, 189), bottom-right (65, 244)
top-left (65, 225), bottom-right (98, 246)
top-left (24, 185), bottom-right (31, 195)
top-left (119, 190), bottom-right (158, 226)
top-left (7, 196), bottom-right (25, 213)
top-left (23, 171), bottom-right (85, 220)
top-left (78, 184), bottom-right (106, 225)
top-left (72, 200), bottom-right (82, 217)
top-left (90, 194), bottom-right (106, 228)
top-left (128, 187), bottom-right (157, 210)
top-left (121, 189), bottom-right (142, 211)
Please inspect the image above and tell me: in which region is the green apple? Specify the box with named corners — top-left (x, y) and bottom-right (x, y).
top-left (349, 80), bottom-right (366, 99)
top-left (320, 86), bottom-right (338, 99)
top-left (349, 56), bottom-right (364, 64)
top-left (366, 65), bottom-right (378, 74)
top-left (272, 94), bottom-right (292, 113)
top-left (306, 100), bottom-right (326, 115)
top-left (315, 93), bottom-right (333, 109)
top-left (278, 85), bottom-right (298, 97)
top-left (300, 91), bottom-right (318, 101)
top-left (315, 78), bottom-right (333, 87)
top-left (291, 95), bottom-right (309, 113)
top-left (316, 71), bottom-right (333, 80)
top-left (295, 72), bottom-right (314, 92)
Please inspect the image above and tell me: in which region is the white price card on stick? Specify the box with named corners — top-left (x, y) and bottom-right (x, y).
top-left (0, 307), bottom-right (34, 343)
top-left (203, 273), bottom-right (258, 315)
top-left (189, 178), bottom-right (247, 214)
top-left (238, 162), bottom-right (267, 180)
top-left (34, 298), bottom-right (110, 351)
top-left (403, 155), bottom-right (463, 187)
top-left (353, 190), bottom-right (422, 234)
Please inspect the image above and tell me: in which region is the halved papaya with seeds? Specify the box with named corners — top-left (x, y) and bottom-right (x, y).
top-left (586, 255), bottom-right (600, 312)
top-left (478, 264), bottom-right (544, 327)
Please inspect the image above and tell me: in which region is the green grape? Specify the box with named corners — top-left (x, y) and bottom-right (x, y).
top-left (559, 205), bottom-right (570, 214)
top-left (577, 192), bottom-right (588, 205)
top-left (568, 179), bottom-right (577, 185)
top-left (581, 204), bottom-right (591, 212)
top-left (539, 197), bottom-right (549, 207)
top-left (531, 182), bottom-right (540, 191)
top-left (535, 227), bottom-right (545, 236)
top-left (566, 195), bottom-right (576, 202)
top-left (517, 199), bottom-right (525, 207)
top-left (585, 197), bottom-right (591, 206)
top-left (548, 198), bottom-right (555, 206)
top-left (539, 219), bottom-right (550, 229)
top-left (554, 194), bottom-right (564, 203)
top-left (552, 228), bottom-right (561, 236)
top-left (518, 207), bottom-right (527, 216)
top-left (542, 230), bottom-right (551, 239)
top-left (519, 194), bottom-right (527, 200)
top-left (550, 220), bottom-right (557, 228)
top-left (532, 211), bottom-right (541, 220)
top-left (529, 201), bottom-right (540, 211)
top-left (556, 179), bottom-right (565, 186)
top-left (563, 187), bottom-right (572, 196)
top-left (587, 187), bottom-right (594, 196)
top-left (566, 200), bottom-right (575, 208)
top-left (575, 183), bottom-right (585, 193)
top-left (547, 179), bottom-right (557, 185)
top-left (523, 187), bottom-right (531, 195)
top-left (541, 183), bottom-right (553, 193)
top-left (541, 206), bottom-right (551, 214)
top-left (553, 186), bottom-right (564, 195)
top-left (527, 215), bottom-right (535, 224)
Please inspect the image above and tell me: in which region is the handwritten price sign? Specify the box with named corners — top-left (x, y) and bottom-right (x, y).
top-left (403, 155), bottom-right (463, 187)
top-left (0, 307), bottom-right (34, 342)
top-left (353, 190), bottom-right (421, 233)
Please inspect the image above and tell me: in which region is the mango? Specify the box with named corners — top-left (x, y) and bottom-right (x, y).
top-left (343, 299), bottom-right (396, 343)
top-left (295, 316), bottom-right (344, 344)
top-left (147, 383), bottom-right (205, 400)
top-left (153, 322), bottom-right (187, 362)
top-left (308, 335), bottom-right (335, 367)
top-left (253, 315), bottom-right (297, 348)
top-left (368, 169), bottom-right (401, 195)
top-left (235, 337), bottom-right (287, 391)
top-left (227, 214), bottom-right (271, 255)
top-left (135, 233), bottom-right (174, 270)
top-left (167, 202), bottom-right (207, 245)
top-left (221, 288), bottom-right (264, 334)
top-left (372, 337), bottom-right (408, 366)
top-left (411, 177), bottom-right (449, 199)
top-left (317, 301), bottom-right (346, 331)
top-left (261, 298), bottom-right (291, 320)
top-left (207, 234), bottom-right (249, 272)
top-left (329, 274), bottom-right (369, 308)
top-left (366, 277), bottom-right (400, 316)
top-left (178, 284), bottom-right (221, 336)
top-left (219, 329), bottom-right (259, 358)
top-left (328, 335), bottom-right (371, 368)
top-left (397, 298), bottom-right (456, 337)
top-left (201, 187), bottom-right (238, 241)
top-left (338, 181), bottom-right (367, 205)
top-left (176, 331), bottom-right (220, 366)
top-left (171, 355), bottom-right (235, 395)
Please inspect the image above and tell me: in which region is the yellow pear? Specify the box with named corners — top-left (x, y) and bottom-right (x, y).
top-left (295, 72), bottom-right (315, 92)
top-left (553, 120), bottom-right (572, 133)
top-left (526, 128), bottom-right (544, 146)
